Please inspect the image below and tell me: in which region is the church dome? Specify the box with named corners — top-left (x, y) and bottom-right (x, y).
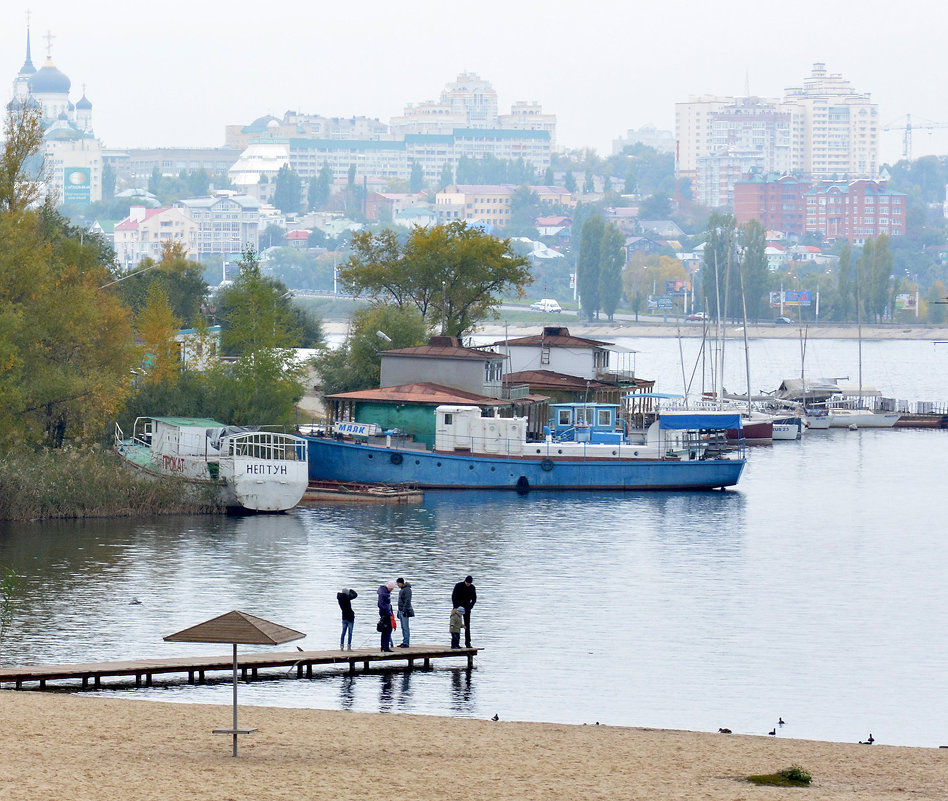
top-left (30, 59), bottom-right (71, 94)
top-left (76, 94), bottom-right (92, 110)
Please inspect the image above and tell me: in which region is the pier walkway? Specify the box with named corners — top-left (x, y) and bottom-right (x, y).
top-left (0, 645), bottom-right (478, 690)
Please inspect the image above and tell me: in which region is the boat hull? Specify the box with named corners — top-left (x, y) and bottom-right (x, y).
top-left (303, 436), bottom-right (745, 491)
top-left (828, 410), bottom-right (901, 428)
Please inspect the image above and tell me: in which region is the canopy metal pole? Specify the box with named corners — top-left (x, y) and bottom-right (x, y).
top-left (231, 643), bottom-right (238, 757)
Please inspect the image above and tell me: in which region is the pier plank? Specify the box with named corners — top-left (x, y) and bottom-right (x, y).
top-left (0, 646), bottom-right (478, 689)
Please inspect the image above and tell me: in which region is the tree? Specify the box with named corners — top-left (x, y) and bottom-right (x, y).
top-left (136, 281), bottom-right (181, 387)
top-left (313, 305), bottom-right (427, 394)
top-left (101, 162), bottom-right (116, 202)
top-left (0, 105), bottom-right (46, 213)
top-left (272, 165), bottom-right (302, 214)
top-left (211, 248), bottom-right (306, 425)
top-left (543, 167), bottom-right (554, 185)
top-left (440, 162), bottom-right (453, 189)
top-left (409, 161), bottom-right (425, 193)
top-left (623, 254), bottom-right (689, 321)
top-left (112, 240), bottom-right (208, 324)
top-left (310, 162), bottom-right (333, 211)
top-left (507, 185), bottom-right (541, 238)
top-left (837, 242), bottom-right (854, 321)
top-left (583, 170), bottom-right (595, 194)
top-left (598, 223), bottom-right (625, 321)
top-left (578, 214), bottom-right (604, 319)
top-left (639, 193), bottom-right (671, 220)
top-left (340, 222), bottom-right (532, 337)
top-left (739, 219), bottom-right (770, 322)
top-left (564, 171), bottom-right (577, 193)
top-left (702, 212), bottom-right (736, 321)
top-left (0, 205), bottom-right (135, 448)
top-left (865, 234), bottom-right (894, 322)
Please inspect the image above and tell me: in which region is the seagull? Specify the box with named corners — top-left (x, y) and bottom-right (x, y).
top-left (491, 714), bottom-right (499, 722)
top-left (778, 717), bottom-right (785, 726)
top-left (718, 728), bottom-right (732, 734)
top-left (128, 598), bottom-right (141, 605)
top-left (768, 728), bottom-right (776, 736)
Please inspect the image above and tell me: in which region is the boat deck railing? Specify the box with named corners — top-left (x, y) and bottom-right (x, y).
top-left (225, 431), bottom-right (307, 462)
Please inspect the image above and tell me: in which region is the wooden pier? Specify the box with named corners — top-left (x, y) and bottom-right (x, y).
top-left (0, 645), bottom-right (478, 691)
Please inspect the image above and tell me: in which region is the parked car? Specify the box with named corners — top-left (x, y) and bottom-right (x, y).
top-left (685, 312), bottom-right (706, 321)
top-left (774, 316), bottom-right (794, 325)
top-left (529, 298), bottom-right (562, 313)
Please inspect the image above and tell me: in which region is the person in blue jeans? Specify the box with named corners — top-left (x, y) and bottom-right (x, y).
top-left (377, 581), bottom-right (395, 652)
top-left (395, 577), bottom-right (414, 647)
top-left (337, 588), bottom-right (357, 650)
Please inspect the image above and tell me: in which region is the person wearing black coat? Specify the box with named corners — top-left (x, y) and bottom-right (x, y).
top-left (377, 582), bottom-right (395, 652)
top-left (337, 588), bottom-right (357, 650)
top-left (451, 575), bottom-right (476, 648)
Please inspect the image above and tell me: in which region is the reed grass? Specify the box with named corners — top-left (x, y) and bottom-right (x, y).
top-left (0, 448), bottom-right (225, 520)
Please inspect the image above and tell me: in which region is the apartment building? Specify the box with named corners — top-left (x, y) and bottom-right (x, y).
top-left (734, 174), bottom-right (811, 235)
top-left (435, 185), bottom-right (514, 226)
top-left (804, 180), bottom-right (905, 244)
top-left (174, 193), bottom-right (260, 258)
top-left (113, 206), bottom-right (198, 268)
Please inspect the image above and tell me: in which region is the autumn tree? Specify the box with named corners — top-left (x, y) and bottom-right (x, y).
top-left (0, 105), bottom-right (46, 213)
top-left (339, 222), bottom-right (532, 337)
top-left (112, 240), bottom-right (207, 324)
top-left (137, 282), bottom-right (181, 387)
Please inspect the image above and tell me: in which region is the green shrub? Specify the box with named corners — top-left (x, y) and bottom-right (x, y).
top-left (747, 764), bottom-right (812, 787)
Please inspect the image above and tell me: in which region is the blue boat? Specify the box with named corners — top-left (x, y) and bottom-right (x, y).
top-left (303, 406), bottom-right (745, 492)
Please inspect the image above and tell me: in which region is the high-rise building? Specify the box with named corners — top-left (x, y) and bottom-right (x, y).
top-left (783, 62), bottom-right (878, 179)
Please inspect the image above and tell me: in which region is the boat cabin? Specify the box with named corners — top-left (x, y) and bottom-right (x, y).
top-left (548, 402), bottom-right (622, 443)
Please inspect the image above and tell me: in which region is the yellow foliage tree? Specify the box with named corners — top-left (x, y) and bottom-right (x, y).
top-left (137, 281), bottom-right (182, 386)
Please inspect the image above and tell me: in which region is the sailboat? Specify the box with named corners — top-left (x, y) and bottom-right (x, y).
top-left (827, 247), bottom-right (900, 429)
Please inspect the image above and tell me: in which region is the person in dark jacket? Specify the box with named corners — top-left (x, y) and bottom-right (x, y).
top-left (395, 577), bottom-right (414, 647)
top-left (337, 588), bottom-right (357, 650)
top-left (377, 581), bottom-right (395, 652)
top-left (451, 575), bottom-right (476, 648)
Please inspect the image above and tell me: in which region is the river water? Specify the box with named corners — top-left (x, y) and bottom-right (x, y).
top-left (1, 337), bottom-right (946, 748)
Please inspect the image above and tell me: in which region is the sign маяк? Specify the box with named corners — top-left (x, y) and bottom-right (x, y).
top-left (335, 421), bottom-right (380, 437)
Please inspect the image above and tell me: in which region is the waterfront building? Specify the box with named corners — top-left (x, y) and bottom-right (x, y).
top-left (113, 206), bottom-right (198, 268)
top-left (380, 337), bottom-right (506, 399)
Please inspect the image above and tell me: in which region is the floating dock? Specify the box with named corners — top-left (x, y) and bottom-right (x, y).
top-left (0, 645), bottom-right (477, 690)
top-left (300, 480), bottom-right (424, 504)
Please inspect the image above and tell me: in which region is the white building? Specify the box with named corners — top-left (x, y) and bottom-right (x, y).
top-left (113, 206), bottom-right (198, 268)
top-left (174, 193), bottom-right (260, 259)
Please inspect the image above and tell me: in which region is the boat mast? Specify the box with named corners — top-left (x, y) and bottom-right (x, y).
top-left (856, 246), bottom-right (863, 407)
top-left (737, 237), bottom-right (752, 417)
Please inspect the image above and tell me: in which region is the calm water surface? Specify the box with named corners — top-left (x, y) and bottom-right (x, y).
top-left (1, 338), bottom-right (946, 747)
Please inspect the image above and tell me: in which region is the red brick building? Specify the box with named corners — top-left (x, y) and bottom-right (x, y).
top-left (734, 174), bottom-right (810, 235)
top-left (804, 180), bottom-right (906, 244)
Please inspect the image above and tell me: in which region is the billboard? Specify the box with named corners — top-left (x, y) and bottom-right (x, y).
top-left (63, 167), bottom-right (91, 205)
top-left (665, 280), bottom-right (690, 296)
top-left (769, 290), bottom-right (811, 307)
top-left (647, 294), bottom-right (674, 309)
top-left (895, 293), bottom-right (917, 311)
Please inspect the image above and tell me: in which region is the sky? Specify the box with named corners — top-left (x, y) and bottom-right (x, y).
top-left (5, 0), bottom-right (948, 165)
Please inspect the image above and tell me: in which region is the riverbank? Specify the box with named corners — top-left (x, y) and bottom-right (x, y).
top-left (322, 319), bottom-right (948, 341)
top-left (0, 692), bottom-right (942, 800)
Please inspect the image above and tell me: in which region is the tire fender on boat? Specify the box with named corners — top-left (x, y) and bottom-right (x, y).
top-left (540, 459), bottom-right (554, 472)
top-left (390, 452), bottom-right (404, 465)
top-left (516, 476), bottom-right (530, 494)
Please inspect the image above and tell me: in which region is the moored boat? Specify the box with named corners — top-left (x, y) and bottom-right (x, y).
top-left (303, 406), bottom-right (746, 492)
top-left (115, 416), bottom-right (309, 512)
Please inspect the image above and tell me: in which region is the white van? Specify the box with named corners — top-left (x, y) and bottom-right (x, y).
top-left (529, 298), bottom-right (562, 313)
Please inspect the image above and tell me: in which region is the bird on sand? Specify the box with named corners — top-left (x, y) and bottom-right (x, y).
top-left (768, 728), bottom-right (776, 736)
top-left (491, 714), bottom-right (499, 721)
top-left (859, 733), bottom-right (875, 745)
top-left (718, 728), bottom-right (732, 734)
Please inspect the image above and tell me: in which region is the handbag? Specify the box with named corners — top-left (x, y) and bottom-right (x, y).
top-left (376, 618), bottom-right (384, 632)
top-left (391, 614), bottom-right (397, 631)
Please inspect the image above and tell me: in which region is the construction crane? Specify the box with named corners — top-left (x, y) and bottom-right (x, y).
top-left (882, 114), bottom-right (948, 160)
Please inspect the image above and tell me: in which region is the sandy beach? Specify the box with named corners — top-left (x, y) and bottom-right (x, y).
top-left (0, 692), bottom-right (943, 800)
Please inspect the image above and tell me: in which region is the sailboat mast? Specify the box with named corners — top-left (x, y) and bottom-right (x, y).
top-left (737, 241), bottom-right (752, 417)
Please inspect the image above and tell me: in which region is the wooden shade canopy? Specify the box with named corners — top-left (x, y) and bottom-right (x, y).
top-left (164, 610), bottom-right (305, 757)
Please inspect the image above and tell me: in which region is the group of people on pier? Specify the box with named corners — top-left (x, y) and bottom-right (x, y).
top-left (336, 575), bottom-right (477, 652)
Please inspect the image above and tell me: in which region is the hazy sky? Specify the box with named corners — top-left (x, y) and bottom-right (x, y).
top-left (5, 1), bottom-right (946, 164)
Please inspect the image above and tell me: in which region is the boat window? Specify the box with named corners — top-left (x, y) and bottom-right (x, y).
top-left (557, 408), bottom-right (572, 426)
top-left (597, 409), bottom-right (612, 427)
top-left (444, 414), bottom-right (453, 425)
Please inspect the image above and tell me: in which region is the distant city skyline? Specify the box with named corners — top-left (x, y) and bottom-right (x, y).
top-left (4, 0), bottom-right (946, 165)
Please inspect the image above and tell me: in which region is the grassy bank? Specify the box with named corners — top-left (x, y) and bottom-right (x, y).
top-left (0, 448), bottom-right (225, 521)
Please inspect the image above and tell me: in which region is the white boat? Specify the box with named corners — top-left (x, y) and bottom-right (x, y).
top-left (827, 408), bottom-right (901, 428)
top-left (115, 416), bottom-right (309, 512)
